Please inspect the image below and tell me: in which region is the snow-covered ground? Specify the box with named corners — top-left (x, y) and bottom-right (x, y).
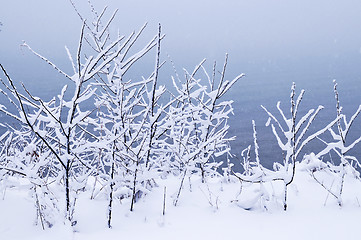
top-left (0, 165), bottom-right (360, 240)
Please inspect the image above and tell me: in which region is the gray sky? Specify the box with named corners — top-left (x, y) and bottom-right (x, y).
top-left (2, 0), bottom-right (361, 112)
top-left (0, 0), bottom-right (361, 105)
top-left (2, 0), bottom-right (361, 65)
top-left (2, 0), bottom-right (361, 165)
top-left (1, 0), bottom-right (361, 99)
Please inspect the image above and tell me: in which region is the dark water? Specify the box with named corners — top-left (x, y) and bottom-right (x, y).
top-left (226, 54), bottom-right (361, 170)
top-left (1, 52), bottom-right (361, 171)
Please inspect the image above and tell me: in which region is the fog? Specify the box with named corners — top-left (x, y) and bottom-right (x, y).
top-left (2, 0), bottom-right (361, 100)
top-left (1, 0), bottom-right (361, 167)
top-left (2, 1), bottom-right (361, 66)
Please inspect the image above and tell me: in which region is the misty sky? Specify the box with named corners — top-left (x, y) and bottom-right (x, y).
top-left (1, 0), bottom-right (361, 68)
top-left (1, 0), bottom-right (361, 114)
top-left (1, 0), bottom-right (361, 106)
top-left (1, 0), bottom-right (361, 164)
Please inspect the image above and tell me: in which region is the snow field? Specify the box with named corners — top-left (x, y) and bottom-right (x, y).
top-left (1, 167), bottom-right (360, 240)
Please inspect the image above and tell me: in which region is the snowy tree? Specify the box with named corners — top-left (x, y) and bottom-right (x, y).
top-left (67, 2), bottom-right (165, 227)
top-left (301, 80), bottom-right (361, 206)
top-left (260, 83), bottom-right (343, 210)
top-left (167, 56), bottom-right (244, 206)
top-left (233, 83), bottom-right (341, 210)
top-left (0, 0), bottom-right (245, 230)
top-left (0, 125), bottom-right (61, 228)
top-left (0, 1), bottom-right (145, 222)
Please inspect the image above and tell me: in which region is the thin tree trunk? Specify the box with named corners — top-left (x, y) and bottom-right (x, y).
top-left (174, 169), bottom-right (187, 206)
top-left (163, 186), bottom-right (166, 216)
top-left (108, 161), bottom-right (115, 228)
top-left (65, 165), bottom-right (71, 221)
top-left (283, 181), bottom-right (288, 211)
top-left (130, 168), bottom-right (138, 211)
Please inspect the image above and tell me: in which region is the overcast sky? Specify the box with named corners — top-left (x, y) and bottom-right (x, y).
top-left (1, 0), bottom-right (361, 96)
top-left (2, 0), bottom-right (361, 64)
top-left (2, 0), bottom-right (361, 162)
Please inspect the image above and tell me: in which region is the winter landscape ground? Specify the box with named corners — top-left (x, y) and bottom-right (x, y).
top-left (1, 169), bottom-right (361, 240)
top-left (1, 1), bottom-right (361, 240)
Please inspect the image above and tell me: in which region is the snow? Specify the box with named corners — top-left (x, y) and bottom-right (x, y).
top-left (0, 169), bottom-right (360, 240)
top-left (1, 4), bottom-right (360, 240)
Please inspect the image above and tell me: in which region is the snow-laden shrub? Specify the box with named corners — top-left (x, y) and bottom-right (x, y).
top-left (165, 57), bottom-right (243, 206)
top-left (0, 130), bottom-right (62, 228)
top-left (299, 80), bottom-right (361, 207)
top-left (0, 1), bottom-right (159, 226)
top-left (232, 83), bottom-right (349, 211)
top-left (0, 1), bottom-right (243, 228)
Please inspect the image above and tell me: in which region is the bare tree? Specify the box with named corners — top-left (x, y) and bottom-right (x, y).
top-left (0, 3), bottom-right (141, 222)
top-left (168, 56), bottom-right (244, 206)
top-left (233, 83), bottom-right (342, 211)
top-left (302, 80), bottom-right (361, 206)
top-left (68, 1), bottom-right (163, 227)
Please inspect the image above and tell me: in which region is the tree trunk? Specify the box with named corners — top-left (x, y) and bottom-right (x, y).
top-left (108, 161), bottom-right (115, 228)
top-left (65, 165), bottom-right (71, 221)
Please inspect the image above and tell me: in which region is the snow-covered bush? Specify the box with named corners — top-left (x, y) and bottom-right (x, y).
top-left (300, 80), bottom-right (361, 206)
top-left (165, 56), bottom-right (244, 206)
top-left (0, 129), bottom-right (61, 228)
top-left (0, 1), bottom-right (243, 228)
top-left (0, 0), bottom-right (154, 225)
top-left (2, 1), bottom-right (360, 234)
top-left (231, 120), bottom-right (279, 210)
top-left (68, 3), bottom-right (164, 227)
top-left (233, 83), bottom-right (343, 210)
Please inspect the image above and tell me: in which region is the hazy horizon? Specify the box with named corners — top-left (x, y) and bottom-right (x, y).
top-left (1, 0), bottom-right (361, 167)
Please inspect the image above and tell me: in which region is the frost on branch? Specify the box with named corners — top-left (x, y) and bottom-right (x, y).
top-left (261, 83), bottom-right (343, 210)
top-left (91, 21), bottom-right (163, 228)
top-left (167, 55), bottom-right (244, 206)
top-left (0, 1), bottom-right (160, 227)
top-left (232, 83), bottom-right (342, 211)
top-left (300, 80), bottom-right (361, 207)
top-left (1, 1), bottom-right (243, 227)
top-left (4, 0), bottom-right (360, 232)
